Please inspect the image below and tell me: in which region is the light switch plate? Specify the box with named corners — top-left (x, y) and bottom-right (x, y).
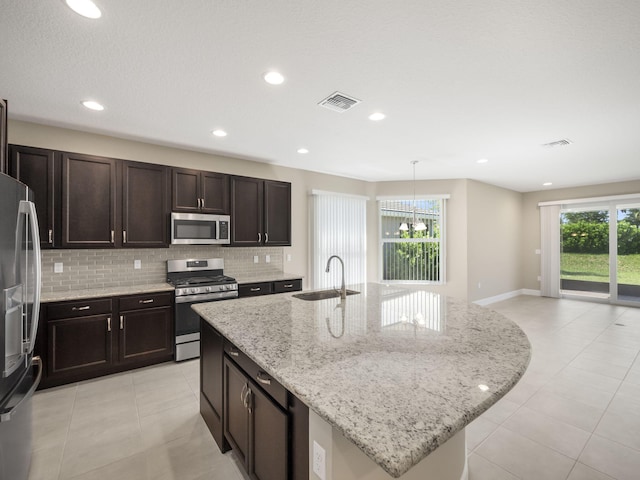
top-left (54, 262), bottom-right (63, 273)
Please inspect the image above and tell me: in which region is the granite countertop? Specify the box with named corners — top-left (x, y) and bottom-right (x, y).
top-left (232, 272), bottom-right (303, 284)
top-left (193, 282), bottom-right (531, 478)
top-left (40, 283), bottom-right (175, 303)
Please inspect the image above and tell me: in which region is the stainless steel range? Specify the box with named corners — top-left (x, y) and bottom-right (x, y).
top-left (167, 258), bottom-right (237, 361)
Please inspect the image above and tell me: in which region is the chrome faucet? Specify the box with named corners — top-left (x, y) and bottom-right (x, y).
top-left (325, 255), bottom-right (346, 300)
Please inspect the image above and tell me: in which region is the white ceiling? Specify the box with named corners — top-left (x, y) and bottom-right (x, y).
top-left (2, 1), bottom-right (640, 192)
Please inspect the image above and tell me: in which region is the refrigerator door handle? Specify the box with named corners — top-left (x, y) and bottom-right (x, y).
top-left (0, 356), bottom-right (42, 423)
top-left (19, 200), bottom-right (41, 355)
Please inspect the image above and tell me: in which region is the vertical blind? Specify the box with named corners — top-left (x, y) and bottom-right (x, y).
top-left (540, 204), bottom-right (561, 298)
top-left (311, 190), bottom-right (367, 289)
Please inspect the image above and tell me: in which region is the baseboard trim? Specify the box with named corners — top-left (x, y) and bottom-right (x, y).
top-left (473, 288), bottom-right (541, 306)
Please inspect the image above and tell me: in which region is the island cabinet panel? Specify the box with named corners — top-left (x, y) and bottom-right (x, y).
top-left (200, 320), bottom-right (230, 452)
top-left (224, 358), bottom-right (250, 465)
top-left (61, 152), bottom-right (118, 248)
top-left (122, 161), bottom-right (169, 247)
top-left (201, 325), bottom-right (308, 480)
top-left (8, 145), bottom-right (59, 248)
top-left (172, 167), bottom-right (230, 214)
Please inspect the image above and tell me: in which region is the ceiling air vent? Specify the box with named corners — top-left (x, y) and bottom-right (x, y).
top-left (542, 139), bottom-right (572, 148)
top-left (318, 91), bottom-right (361, 113)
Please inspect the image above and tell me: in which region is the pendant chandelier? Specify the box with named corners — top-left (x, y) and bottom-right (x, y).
top-left (399, 161), bottom-right (427, 232)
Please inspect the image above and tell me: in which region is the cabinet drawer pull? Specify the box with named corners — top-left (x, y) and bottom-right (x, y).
top-left (48, 229), bottom-right (53, 244)
top-left (107, 317), bottom-right (111, 332)
top-left (139, 299), bottom-right (154, 304)
top-left (250, 287), bottom-right (261, 292)
top-left (228, 349), bottom-right (239, 357)
top-left (256, 371), bottom-right (271, 385)
top-left (72, 306), bottom-right (91, 311)
top-left (120, 315), bottom-right (124, 330)
top-left (284, 284), bottom-right (293, 288)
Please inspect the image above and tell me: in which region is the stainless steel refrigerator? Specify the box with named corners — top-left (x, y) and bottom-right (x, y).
top-left (0, 172), bottom-right (42, 480)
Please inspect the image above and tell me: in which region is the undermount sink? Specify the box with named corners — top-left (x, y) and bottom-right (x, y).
top-left (292, 289), bottom-right (360, 301)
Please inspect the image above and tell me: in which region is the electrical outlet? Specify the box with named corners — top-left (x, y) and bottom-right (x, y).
top-left (54, 262), bottom-right (63, 273)
top-left (312, 441), bottom-right (326, 480)
top-left (537, 275), bottom-right (541, 281)
top-left (287, 254), bottom-right (292, 262)
top-left (477, 282), bottom-right (482, 289)
top-left (253, 256), bottom-right (259, 264)
top-left (535, 249), bottom-right (541, 255)
top-left (134, 259), bottom-right (141, 269)
top-left (265, 255), bottom-right (271, 263)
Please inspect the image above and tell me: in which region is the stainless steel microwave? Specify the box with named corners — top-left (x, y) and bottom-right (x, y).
top-left (171, 213), bottom-right (230, 245)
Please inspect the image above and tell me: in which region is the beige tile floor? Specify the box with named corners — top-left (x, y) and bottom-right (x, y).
top-left (27, 296), bottom-right (640, 480)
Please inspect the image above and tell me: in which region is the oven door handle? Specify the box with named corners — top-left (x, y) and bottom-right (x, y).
top-left (174, 291), bottom-right (238, 304)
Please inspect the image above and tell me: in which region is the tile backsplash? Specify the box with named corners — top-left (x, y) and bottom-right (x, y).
top-left (41, 245), bottom-right (284, 293)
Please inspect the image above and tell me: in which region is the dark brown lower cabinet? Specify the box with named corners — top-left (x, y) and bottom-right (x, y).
top-left (201, 321), bottom-right (308, 480)
top-left (224, 358), bottom-right (288, 480)
top-left (39, 292), bottom-right (174, 389)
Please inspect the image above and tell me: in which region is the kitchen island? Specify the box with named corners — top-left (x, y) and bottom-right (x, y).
top-left (194, 283), bottom-right (530, 479)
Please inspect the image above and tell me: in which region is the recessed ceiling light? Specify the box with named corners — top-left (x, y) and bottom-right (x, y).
top-left (543, 182), bottom-right (553, 186)
top-left (297, 148), bottom-right (309, 154)
top-left (81, 100), bottom-right (104, 111)
top-left (477, 158), bottom-right (488, 164)
top-left (368, 112), bottom-right (386, 121)
top-left (212, 129), bottom-right (228, 137)
top-left (66, 0), bottom-right (102, 19)
top-left (263, 71), bottom-right (285, 85)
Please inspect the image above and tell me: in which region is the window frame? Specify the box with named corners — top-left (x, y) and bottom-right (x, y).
top-left (377, 195), bottom-right (447, 285)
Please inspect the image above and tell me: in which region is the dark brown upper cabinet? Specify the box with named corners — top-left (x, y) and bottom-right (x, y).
top-left (9, 145), bottom-right (59, 248)
top-left (122, 161), bottom-right (169, 247)
top-left (61, 152), bottom-right (118, 248)
top-left (0, 99), bottom-right (7, 174)
top-left (230, 176), bottom-right (291, 247)
top-left (172, 167), bottom-right (229, 214)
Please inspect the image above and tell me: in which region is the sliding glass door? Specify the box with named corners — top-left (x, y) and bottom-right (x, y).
top-left (616, 204), bottom-right (640, 304)
top-left (559, 200), bottom-right (640, 305)
top-left (560, 208), bottom-right (610, 298)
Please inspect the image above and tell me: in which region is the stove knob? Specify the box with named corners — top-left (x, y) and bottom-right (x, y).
top-left (190, 288), bottom-right (197, 294)
top-left (206, 287), bottom-right (212, 293)
top-left (225, 285), bottom-right (231, 290)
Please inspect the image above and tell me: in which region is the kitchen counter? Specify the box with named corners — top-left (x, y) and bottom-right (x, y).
top-left (40, 283), bottom-right (175, 303)
top-left (193, 283), bottom-right (531, 478)
top-left (232, 272), bottom-right (303, 284)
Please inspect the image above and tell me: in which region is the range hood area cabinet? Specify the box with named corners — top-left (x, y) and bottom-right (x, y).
top-left (171, 167), bottom-right (229, 214)
top-left (230, 176), bottom-right (291, 247)
top-left (8, 145), bottom-right (170, 248)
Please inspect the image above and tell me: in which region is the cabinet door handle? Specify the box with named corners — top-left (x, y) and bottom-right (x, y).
top-left (123, 230), bottom-right (127, 243)
top-left (250, 287), bottom-right (261, 292)
top-left (257, 232), bottom-right (261, 243)
top-left (256, 371), bottom-right (271, 385)
top-left (201, 198), bottom-right (205, 208)
top-left (107, 317), bottom-right (111, 332)
top-left (240, 383), bottom-right (247, 405)
top-left (72, 305), bottom-right (91, 311)
top-left (111, 230), bottom-right (115, 243)
top-left (120, 315), bottom-right (124, 330)
top-left (139, 299), bottom-right (154, 304)
top-left (264, 232), bottom-right (268, 244)
top-left (228, 348), bottom-right (239, 357)
top-left (48, 229), bottom-right (53, 244)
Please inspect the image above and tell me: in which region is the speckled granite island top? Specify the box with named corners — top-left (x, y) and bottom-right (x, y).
top-left (193, 283), bottom-right (531, 478)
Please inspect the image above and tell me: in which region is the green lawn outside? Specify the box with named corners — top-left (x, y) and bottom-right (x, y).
top-left (561, 253), bottom-right (640, 285)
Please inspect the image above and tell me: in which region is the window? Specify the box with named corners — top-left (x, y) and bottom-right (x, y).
top-left (378, 197), bottom-right (446, 283)
top-left (311, 190), bottom-right (367, 289)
